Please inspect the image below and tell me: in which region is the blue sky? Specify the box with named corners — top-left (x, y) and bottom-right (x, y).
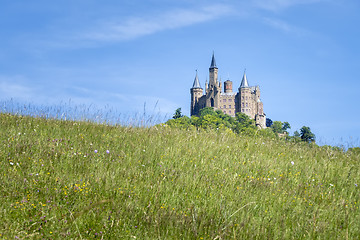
top-left (1, 0), bottom-right (359, 147)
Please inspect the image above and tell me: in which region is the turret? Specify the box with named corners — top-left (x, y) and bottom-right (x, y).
top-left (190, 70), bottom-right (203, 116)
top-left (239, 71), bottom-right (249, 88)
top-left (238, 71), bottom-right (252, 118)
top-left (209, 52), bottom-right (218, 87)
top-left (224, 79), bottom-right (233, 93)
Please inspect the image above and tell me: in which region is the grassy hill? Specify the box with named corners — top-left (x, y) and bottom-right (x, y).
top-left (0, 113), bottom-right (359, 239)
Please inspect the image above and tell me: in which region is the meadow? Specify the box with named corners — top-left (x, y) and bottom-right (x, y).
top-left (0, 112), bottom-right (359, 239)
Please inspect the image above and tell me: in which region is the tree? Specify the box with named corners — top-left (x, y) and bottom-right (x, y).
top-left (266, 118), bottom-right (273, 127)
top-left (199, 107), bottom-right (216, 117)
top-left (233, 112), bottom-right (256, 134)
top-left (282, 122), bottom-right (291, 132)
top-left (271, 121), bottom-right (283, 134)
top-left (300, 126), bottom-right (315, 143)
top-left (293, 130), bottom-right (300, 137)
top-left (173, 108), bottom-right (183, 119)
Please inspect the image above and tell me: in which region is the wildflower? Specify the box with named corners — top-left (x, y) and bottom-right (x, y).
top-left (291, 161), bottom-right (294, 165)
top-left (106, 150), bottom-right (110, 154)
top-left (94, 150), bottom-right (98, 153)
top-left (330, 184), bottom-right (334, 187)
top-left (10, 162), bottom-right (14, 166)
top-left (355, 183), bottom-right (358, 187)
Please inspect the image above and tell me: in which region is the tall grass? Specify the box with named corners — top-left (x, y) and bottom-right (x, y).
top-left (0, 111), bottom-right (359, 239)
top-left (0, 99), bottom-right (167, 127)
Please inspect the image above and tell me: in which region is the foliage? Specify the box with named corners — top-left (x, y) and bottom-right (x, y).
top-left (300, 126), bottom-right (316, 143)
top-left (271, 121), bottom-right (291, 135)
top-left (348, 147), bottom-right (360, 155)
top-left (172, 108), bottom-right (183, 119)
top-left (271, 121), bottom-right (284, 134)
top-left (0, 113), bottom-right (359, 239)
top-left (167, 107), bottom-right (258, 135)
top-left (282, 122), bottom-right (291, 132)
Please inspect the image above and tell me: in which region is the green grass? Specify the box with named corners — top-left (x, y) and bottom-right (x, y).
top-left (0, 113), bottom-right (359, 239)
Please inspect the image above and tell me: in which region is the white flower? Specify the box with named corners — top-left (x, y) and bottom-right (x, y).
top-left (291, 161), bottom-right (295, 165)
top-left (330, 184), bottom-right (334, 187)
top-left (9, 162), bottom-right (14, 165)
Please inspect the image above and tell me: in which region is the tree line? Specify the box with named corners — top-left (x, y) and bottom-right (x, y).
top-left (165, 107), bottom-right (315, 143)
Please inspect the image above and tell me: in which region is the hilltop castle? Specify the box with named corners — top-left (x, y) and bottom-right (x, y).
top-left (190, 53), bottom-right (266, 128)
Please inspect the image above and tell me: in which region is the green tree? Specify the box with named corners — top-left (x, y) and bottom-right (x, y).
top-left (300, 126), bottom-right (315, 143)
top-left (266, 118), bottom-right (273, 127)
top-left (282, 122), bottom-right (291, 132)
top-left (233, 112), bottom-right (256, 134)
top-left (271, 121), bottom-right (283, 134)
top-left (166, 115), bottom-right (192, 129)
top-left (173, 108), bottom-right (183, 119)
top-left (293, 130), bottom-right (300, 138)
top-left (199, 107), bottom-right (216, 117)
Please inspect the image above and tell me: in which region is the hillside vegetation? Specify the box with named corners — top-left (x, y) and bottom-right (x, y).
top-left (0, 113), bottom-right (359, 239)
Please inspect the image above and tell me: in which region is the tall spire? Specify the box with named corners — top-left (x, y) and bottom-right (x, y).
top-left (240, 69), bottom-right (249, 88)
top-left (209, 52), bottom-right (217, 69)
top-left (192, 70), bottom-right (202, 89)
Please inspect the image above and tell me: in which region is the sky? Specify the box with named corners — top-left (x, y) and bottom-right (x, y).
top-left (1, 0), bottom-right (359, 147)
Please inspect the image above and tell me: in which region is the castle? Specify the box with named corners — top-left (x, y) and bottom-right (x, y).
top-left (190, 53), bottom-right (266, 128)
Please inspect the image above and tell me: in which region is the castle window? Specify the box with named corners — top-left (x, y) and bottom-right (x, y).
top-left (223, 105), bottom-right (226, 109)
top-left (242, 103), bottom-right (244, 107)
top-left (223, 110), bottom-right (226, 114)
top-left (229, 105), bottom-right (231, 108)
top-left (229, 110), bottom-right (231, 114)
top-left (223, 99), bottom-right (226, 102)
top-left (246, 103), bottom-right (248, 107)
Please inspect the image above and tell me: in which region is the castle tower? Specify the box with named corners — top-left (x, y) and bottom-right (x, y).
top-left (190, 70), bottom-right (203, 116)
top-left (237, 71), bottom-right (253, 118)
top-left (206, 53), bottom-right (221, 108)
top-left (209, 52), bottom-right (218, 87)
top-left (224, 79), bottom-right (233, 93)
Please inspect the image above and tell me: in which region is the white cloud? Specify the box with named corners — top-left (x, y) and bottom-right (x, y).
top-left (253, 0), bottom-right (328, 11)
top-left (81, 4), bottom-right (233, 42)
top-left (0, 76), bottom-right (36, 100)
top-left (262, 17), bottom-right (309, 35)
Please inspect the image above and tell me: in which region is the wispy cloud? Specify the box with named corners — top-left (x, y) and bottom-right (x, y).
top-left (80, 4), bottom-right (233, 42)
top-left (262, 17), bottom-right (309, 35)
top-left (253, 0), bottom-right (328, 11)
top-left (0, 76), bottom-right (36, 100)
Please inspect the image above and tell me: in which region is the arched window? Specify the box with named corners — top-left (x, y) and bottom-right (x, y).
top-left (211, 98), bottom-right (214, 107)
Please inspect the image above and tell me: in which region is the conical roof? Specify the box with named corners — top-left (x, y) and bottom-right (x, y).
top-left (240, 71), bottom-right (249, 88)
top-left (192, 70), bottom-right (202, 89)
top-left (209, 52), bottom-right (217, 69)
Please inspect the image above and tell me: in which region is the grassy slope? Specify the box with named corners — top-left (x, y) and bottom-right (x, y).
top-left (0, 113), bottom-right (359, 239)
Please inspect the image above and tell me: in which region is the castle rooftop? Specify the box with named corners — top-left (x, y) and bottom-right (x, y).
top-left (209, 52), bottom-right (217, 69)
top-left (191, 70), bottom-right (202, 89)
